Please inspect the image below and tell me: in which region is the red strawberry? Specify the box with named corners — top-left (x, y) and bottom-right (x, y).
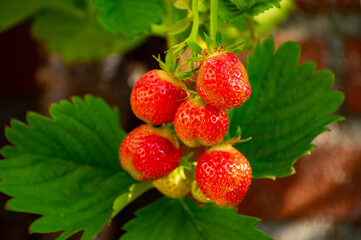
top-left (174, 98), bottom-right (229, 147)
top-left (119, 124), bottom-right (182, 181)
top-left (197, 52), bottom-right (251, 110)
top-left (195, 144), bottom-right (252, 207)
top-left (131, 69), bottom-right (187, 125)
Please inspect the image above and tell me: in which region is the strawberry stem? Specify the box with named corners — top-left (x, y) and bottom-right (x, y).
top-left (245, 17), bottom-right (257, 43)
top-left (210, 0), bottom-right (218, 42)
top-left (164, 0), bottom-right (178, 48)
top-left (180, 152), bottom-right (195, 171)
top-left (188, 0), bottom-right (199, 43)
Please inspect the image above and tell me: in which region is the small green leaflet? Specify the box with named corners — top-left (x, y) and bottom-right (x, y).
top-left (0, 95), bottom-right (136, 240)
top-left (92, 0), bottom-right (165, 37)
top-left (166, 16), bottom-right (192, 35)
top-left (188, 42), bottom-right (203, 55)
top-left (32, 10), bottom-right (145, 63)
top-left (216, 30), bottom-right (223, 47)
top-left (228, 37), bottom-right (344, 178)
top-left (218, 0), bottom-right (281, 21)
top-left (121, 198), bottom-right (273, 240)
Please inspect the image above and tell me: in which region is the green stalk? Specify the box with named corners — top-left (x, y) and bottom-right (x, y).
top-left (164, 0), bottom-right (178, 48)
top-left (188, 0), bottom-right (199, 43)
top-left (246, 17), bottom-right (256, 43)
top-left (210, 0), bottom-right (218, 42)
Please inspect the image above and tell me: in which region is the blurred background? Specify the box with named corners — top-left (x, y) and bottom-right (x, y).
top-left (0, 0), bottom-right (361, 239)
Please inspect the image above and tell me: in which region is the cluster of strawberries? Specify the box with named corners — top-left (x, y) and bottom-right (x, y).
top-left (119, 50), bottom-right (252, 207)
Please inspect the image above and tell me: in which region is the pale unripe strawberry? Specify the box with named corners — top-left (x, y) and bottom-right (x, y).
top-left (191, 180), bottom-right (213, 204)
top-left (152, 168), bottom-right (192, 198)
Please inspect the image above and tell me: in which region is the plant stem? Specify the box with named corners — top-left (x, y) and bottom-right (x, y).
top-left (246, 17), bottom-right (256, 43)
top-left (210, 0), bottom-right (218, 42)
top-left (188, 0), bottom-right (199, 43)
top-left (164, 0), bottom-right (178, 48)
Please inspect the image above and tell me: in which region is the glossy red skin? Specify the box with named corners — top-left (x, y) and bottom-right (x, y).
top-left (195, 145), bottom-right (252, 207)
top-left (119, 125), bottom-right (182, 181)
top-left (131, 70), bottom-right (187, 125)
top-left (174, 99), bottom-right (229, 147)
top-left (133, 135), bottom-right (182, 178)
top-left (197, 52), bottom-right (251, 110)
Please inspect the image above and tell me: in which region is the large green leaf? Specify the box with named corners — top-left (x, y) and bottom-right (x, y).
top-left (0, 95), bottom-right (136, 240)
top-left (121, 198), bottom-right (273, 240)
top-left (32, 10), bottom-right (145, 63)
top-left (0, 0), bottom-right (86, 32)
top-left (218, 0), bottom-right (281, 21)
top-left (229, 37), bottom-right (344, 178)
top-left (92, 0), bottom-right (165, 37)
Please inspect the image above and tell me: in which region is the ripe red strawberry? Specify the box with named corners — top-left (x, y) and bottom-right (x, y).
top-left (174, 98), bottom-right (229, 147)
top-left (195, 145), bottom-right (252, 207)
top-left (197, 52), bottom-right (251, 110)
top-left (131, 69), bottom-right (187, 125)
top-left (119, 124), bottom-right (182, 181)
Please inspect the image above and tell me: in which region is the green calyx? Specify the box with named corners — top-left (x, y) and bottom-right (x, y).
top-left (223, 126), bottom-right (252, 146)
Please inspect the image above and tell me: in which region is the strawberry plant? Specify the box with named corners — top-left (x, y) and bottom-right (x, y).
top-left (0, 0), bottom-right (344, 239)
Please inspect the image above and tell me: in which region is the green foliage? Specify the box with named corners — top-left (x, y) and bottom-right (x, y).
top-left (0, 0), bottom-right (85, 32)
top-left (218, 0), bottom-right (281, 21)
top-left (112, 182), bottom-right (154, 217)
top-left (121, 198), bottom-right (273, 240)
top-left (215, 30), bottom-right (223, 47)
top-left (228, 38), bottom-right (344, 179)
top-left (92, 0), bottom-right (165, 37)
top-left (32, 10), bottom-right (145, 63)
top-left (0, 95), bottom-right (136, 240)
top-left (0, 0), bottom-right (148, 63)
top-left (166, 17), bottom-right (192, 35)
top-left (188, 42), bottom-right (203, 55)
top-left (254, 0), bottom-right (295, 35)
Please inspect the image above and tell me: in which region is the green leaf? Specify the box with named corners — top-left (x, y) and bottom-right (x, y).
top-left (0, 95), bottom-right (136, 240)
top-left (218, 0), bottom-right (281, 21)
top-left (204, 32), bottom-right (214, 51)
top-left (216, 30), bottom-right (223, 47)
top-left (121, 198), bottom-right (273, 240)
top-left (229, 37), bottom-right (344, 179)
top-left (32, 10), bottom-right (145, 63)
top-left (185, 57), bottom-right (204, 62)
top-left (225, 41), bottom-right (244, 52)
top-left (92, 0), bottom-right (165, 37)
top-left (231, 48), bottom-right (243, 54)
top-left (0, 0), bottom-right (86, 32)
top-left (166, 16), bottom-right (191, 35)
top-left (187, 42), bottom-right (203, 55)
top-left (112, 182), bottom-right (154, 218)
